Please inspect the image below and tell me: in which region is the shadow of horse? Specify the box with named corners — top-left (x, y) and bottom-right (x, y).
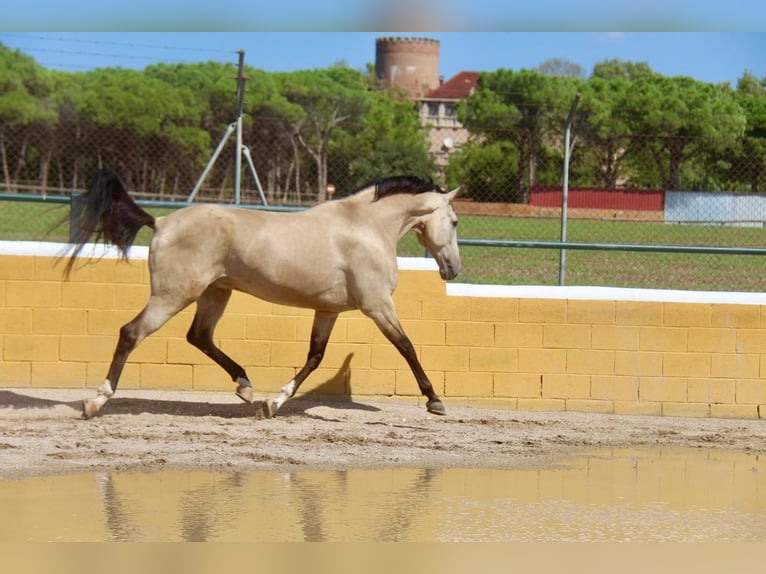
top-left (0, 354), bottom-right (380, 419)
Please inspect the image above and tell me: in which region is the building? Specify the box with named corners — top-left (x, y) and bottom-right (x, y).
top-left (374, 36), bottom-right (477, 168)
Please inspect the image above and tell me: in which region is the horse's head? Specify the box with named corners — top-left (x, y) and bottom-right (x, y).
top-left (413, 187), bottom-right (461, 280)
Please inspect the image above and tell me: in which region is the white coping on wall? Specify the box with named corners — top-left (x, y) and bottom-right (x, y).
top-left (4, 240), bottom-right (766, 306)
top-left (0, 241), bottom-right (439, 271)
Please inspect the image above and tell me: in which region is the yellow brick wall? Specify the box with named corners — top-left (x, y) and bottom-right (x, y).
top-left (1, 252), bottom-right (765, 419)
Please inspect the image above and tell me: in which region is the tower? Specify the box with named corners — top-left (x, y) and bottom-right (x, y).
top-left (375, 36), bottom-right (440, 100)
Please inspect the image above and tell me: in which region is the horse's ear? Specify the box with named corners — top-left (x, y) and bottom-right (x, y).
top-left (446, 187), bottom-right (460, 201)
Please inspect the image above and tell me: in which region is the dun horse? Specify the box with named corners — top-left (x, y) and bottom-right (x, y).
top-left (66, 169), bottom-right (461, 419)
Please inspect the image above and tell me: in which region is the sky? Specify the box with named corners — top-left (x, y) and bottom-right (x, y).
top-left (1, 32), bottom-right (764, 88)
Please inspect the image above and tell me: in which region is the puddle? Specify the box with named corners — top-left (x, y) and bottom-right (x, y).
top-left (1, 447), bottom-right (764, 542)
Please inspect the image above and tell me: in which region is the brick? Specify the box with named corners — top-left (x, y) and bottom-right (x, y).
top-left (86, 259), bottom-right (145, 283)
top-left (614, 351), bottom-right (663, 376)
top-left (711, 305), bottom-right (760, 328)
top-left (270, 341), bottom-right (311, 368)
top-left (516, 398), bottom-right (565, 412)
top-left (422, 297), bottom-right (470, 321)
top-left (346, 317), bottom-right (386, 344)
top-left (0, 361), bottom-right (30, 386)
top-left (591, 375), bottom-right (639, 401)
top-left (61, 283), bottom-right (115, 309)
top-left (218, 339), bottom-right (271, 369)
top-left (736, 379), bottom-right (766, 404)
top-left (0, 256), bottom-right (35, 280)
top-left (640, 377), bottom-right (687, 402)
top-left (518, 348), bottom-right (567, 374)
top-left (614, 401), bottom-right (662, 416)
top-left (0, 308), bottom-right (32, 334)
top-left (298, 368), bottom-right (348, 396)
top-left (470, 298), bottom-right (518, 322)
top-left (467, 397), bottom-right (518, 410)
top-left (662, 402), bottom-right (710, 417)
top-left (32, 309), bottom-right (87, 334)
top-left (639, 327), bottom-right (687, 352)
top-left (4, 335), bottom-right (59, 361)
top-left (543, 324), bottom-right (590, 349)
top-left (663, 353), bottom-right (711, 377)
top-left (567, 349), bottom-right (614, 375)
top-left (736, 330), bottom-right (766, 354)
top-left (348, 369), bottom-right (396, 396)
top-left (616, 301), bottom-right (663, 326)
top-left (663, 303), bottom-right (711, 327)
top-left (567, 300), bottom-right (615, 325)
top-left (687, 328), bottom-right (736, 353)
top-left (519, 299), bottom-right (566, 324)
top-left (391, 298), bottom-right (422, 320)
top-left (542, 373), bottom-right (590, 399)
top-left (227, 292), bottom-right (272, 314)
top-left (400, 320), bottom-right (445, 345)
top-left (395, 270), bottom-right (444, 296)
top-left (246, 315), bottom-right (297, 341)
top-left (421, 346), bottom-right (469, 371)
top-left (192, 364), bottom-right (235, 392)
top-left (445, 371), bottom-right (493, 397)
top-left (60, 336), bottom-right (115, 362)
top-left (321, 343), bottom-right (371, 370)
top-left (31, 361), bottom-right (86, 387)
top-left (566, 399), bottom-right (614, 414)
top-left (711, 354), bottom-right (759, 379)
top-left (470, 347), bottom-right (517, 372)
top-left (6, 281), bottom-right (61, 308)
top-left (495, 323), bottom-right (543, 348)
top-left (711, 404), bottom-right (759, 419)
top-left (139, 363), bottom-right (193, 389)
top-left (446, 321), bottom-right (493, 347)
top-left (591, 325), bottom-right (639, 351)
top-left (113, 284), bottom-right (151, 311)
top-left (167, 338), bottom-right (213, 365)
top-left (153, 311), bottom-right (194, 338)
top-left (687, 378), bottom-right (735, 404)
top-left (494, 373), bottom-right (541, 398)
top-left (130, 337), bottom-right (168, 363)
top-left (371, 344), bottom-right (411, 371)
top-left (396, 369), bottom-right (444, 396)
top-left (87, 309), bottom-right (135, 334)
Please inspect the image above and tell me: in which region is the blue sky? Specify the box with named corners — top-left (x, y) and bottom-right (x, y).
top-left (1, 32), bottom-right (763, 87)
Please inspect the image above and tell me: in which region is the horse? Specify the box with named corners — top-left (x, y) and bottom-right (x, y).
top-left (65, 169), bottom-right (461, 420)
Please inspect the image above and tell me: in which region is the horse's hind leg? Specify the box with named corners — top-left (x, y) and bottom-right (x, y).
top-left (264, 311), bottom-right (338, 418)
top-left (83, 295), bottom-right (186, 419)
top-left (186, 285), bottom-right (254, 403)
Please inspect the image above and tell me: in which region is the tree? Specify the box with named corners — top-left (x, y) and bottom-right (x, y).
top-left (458, 69), bottom-right (579, 202)
top-left (731, 72), bottom-right (766, 192)
top-left (537, 58), bottom-right (585, 79)
top-left (0, 44), bottom-right (56, 191)
top-left (617, 74), bottom-right (746, 190)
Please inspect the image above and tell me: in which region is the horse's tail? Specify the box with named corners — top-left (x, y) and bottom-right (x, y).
top-left (64, 168), bottom-right (156, 279)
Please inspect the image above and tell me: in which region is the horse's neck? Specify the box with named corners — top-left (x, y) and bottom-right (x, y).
top-left (343, 190), bottom-right (423, 243)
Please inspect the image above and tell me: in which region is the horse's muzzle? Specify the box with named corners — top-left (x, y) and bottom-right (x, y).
top-left (439, 262), bottom-right (460, 281)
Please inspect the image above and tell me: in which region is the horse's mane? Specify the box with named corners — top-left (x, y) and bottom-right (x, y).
top-left (368, 175), bottom-right (444, 201)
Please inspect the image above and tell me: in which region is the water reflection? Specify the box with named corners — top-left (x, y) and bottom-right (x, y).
top-left (1, 448), bottom-right (764, 542)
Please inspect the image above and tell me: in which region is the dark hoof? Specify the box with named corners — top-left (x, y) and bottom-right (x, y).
top-left (426, 399), bottom-right (446, 416)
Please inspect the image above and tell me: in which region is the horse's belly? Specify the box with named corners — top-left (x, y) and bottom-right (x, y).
top-left (220, 275), bottom-right (354, 313)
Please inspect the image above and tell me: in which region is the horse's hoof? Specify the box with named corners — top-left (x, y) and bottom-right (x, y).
top-left (236, 385), bottom-right (254, 404)
top-left (82, 399), bottom-right (100, 420)
top-left (426, 399), bottom-right (446, 416)
top-left (262, 399), bottom-right (278, 419)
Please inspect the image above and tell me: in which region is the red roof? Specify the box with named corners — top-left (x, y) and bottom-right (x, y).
top-left (424, 71), bottom-right (479, 100)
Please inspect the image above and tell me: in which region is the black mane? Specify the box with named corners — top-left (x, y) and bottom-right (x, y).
top-left (369, 175), bottom-right (444, 201)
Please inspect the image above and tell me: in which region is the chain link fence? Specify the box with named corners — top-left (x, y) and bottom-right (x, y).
top-left (2, 119), bottom-right (766, 292)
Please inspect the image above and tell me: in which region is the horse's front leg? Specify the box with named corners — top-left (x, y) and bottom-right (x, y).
top-left (263, 311), bottom-right (338, 418)
top-left (364, 300), bottom-right (445, 416)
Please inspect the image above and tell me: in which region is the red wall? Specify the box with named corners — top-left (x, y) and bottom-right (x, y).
top-left (530, 186), bottom-right (664, 211)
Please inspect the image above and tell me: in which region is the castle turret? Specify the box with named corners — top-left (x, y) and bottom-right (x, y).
top-left (375, 36), bottom-right (440, 100)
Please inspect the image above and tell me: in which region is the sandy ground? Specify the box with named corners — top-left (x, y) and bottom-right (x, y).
top-left (1, 387), bottom-right (765, 480)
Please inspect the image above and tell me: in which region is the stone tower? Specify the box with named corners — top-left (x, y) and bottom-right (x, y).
top-left (375, 36), bottom-right (440, 100)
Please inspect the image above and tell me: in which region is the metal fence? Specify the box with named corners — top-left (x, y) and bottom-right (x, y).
top-left (2, 121), bottom-right (766, 292)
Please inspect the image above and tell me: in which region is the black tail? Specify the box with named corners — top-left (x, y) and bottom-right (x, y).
top-left (64, 168), bottom-right (156, 278)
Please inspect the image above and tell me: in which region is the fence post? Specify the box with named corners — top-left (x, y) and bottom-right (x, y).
top-left (69, 191), bottom-right (83, 243)
top-left (559, 93), bottom-right (581, 286)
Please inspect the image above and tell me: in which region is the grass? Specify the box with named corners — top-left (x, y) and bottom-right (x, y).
top-left (4, 198), bottom-right (766, 292)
